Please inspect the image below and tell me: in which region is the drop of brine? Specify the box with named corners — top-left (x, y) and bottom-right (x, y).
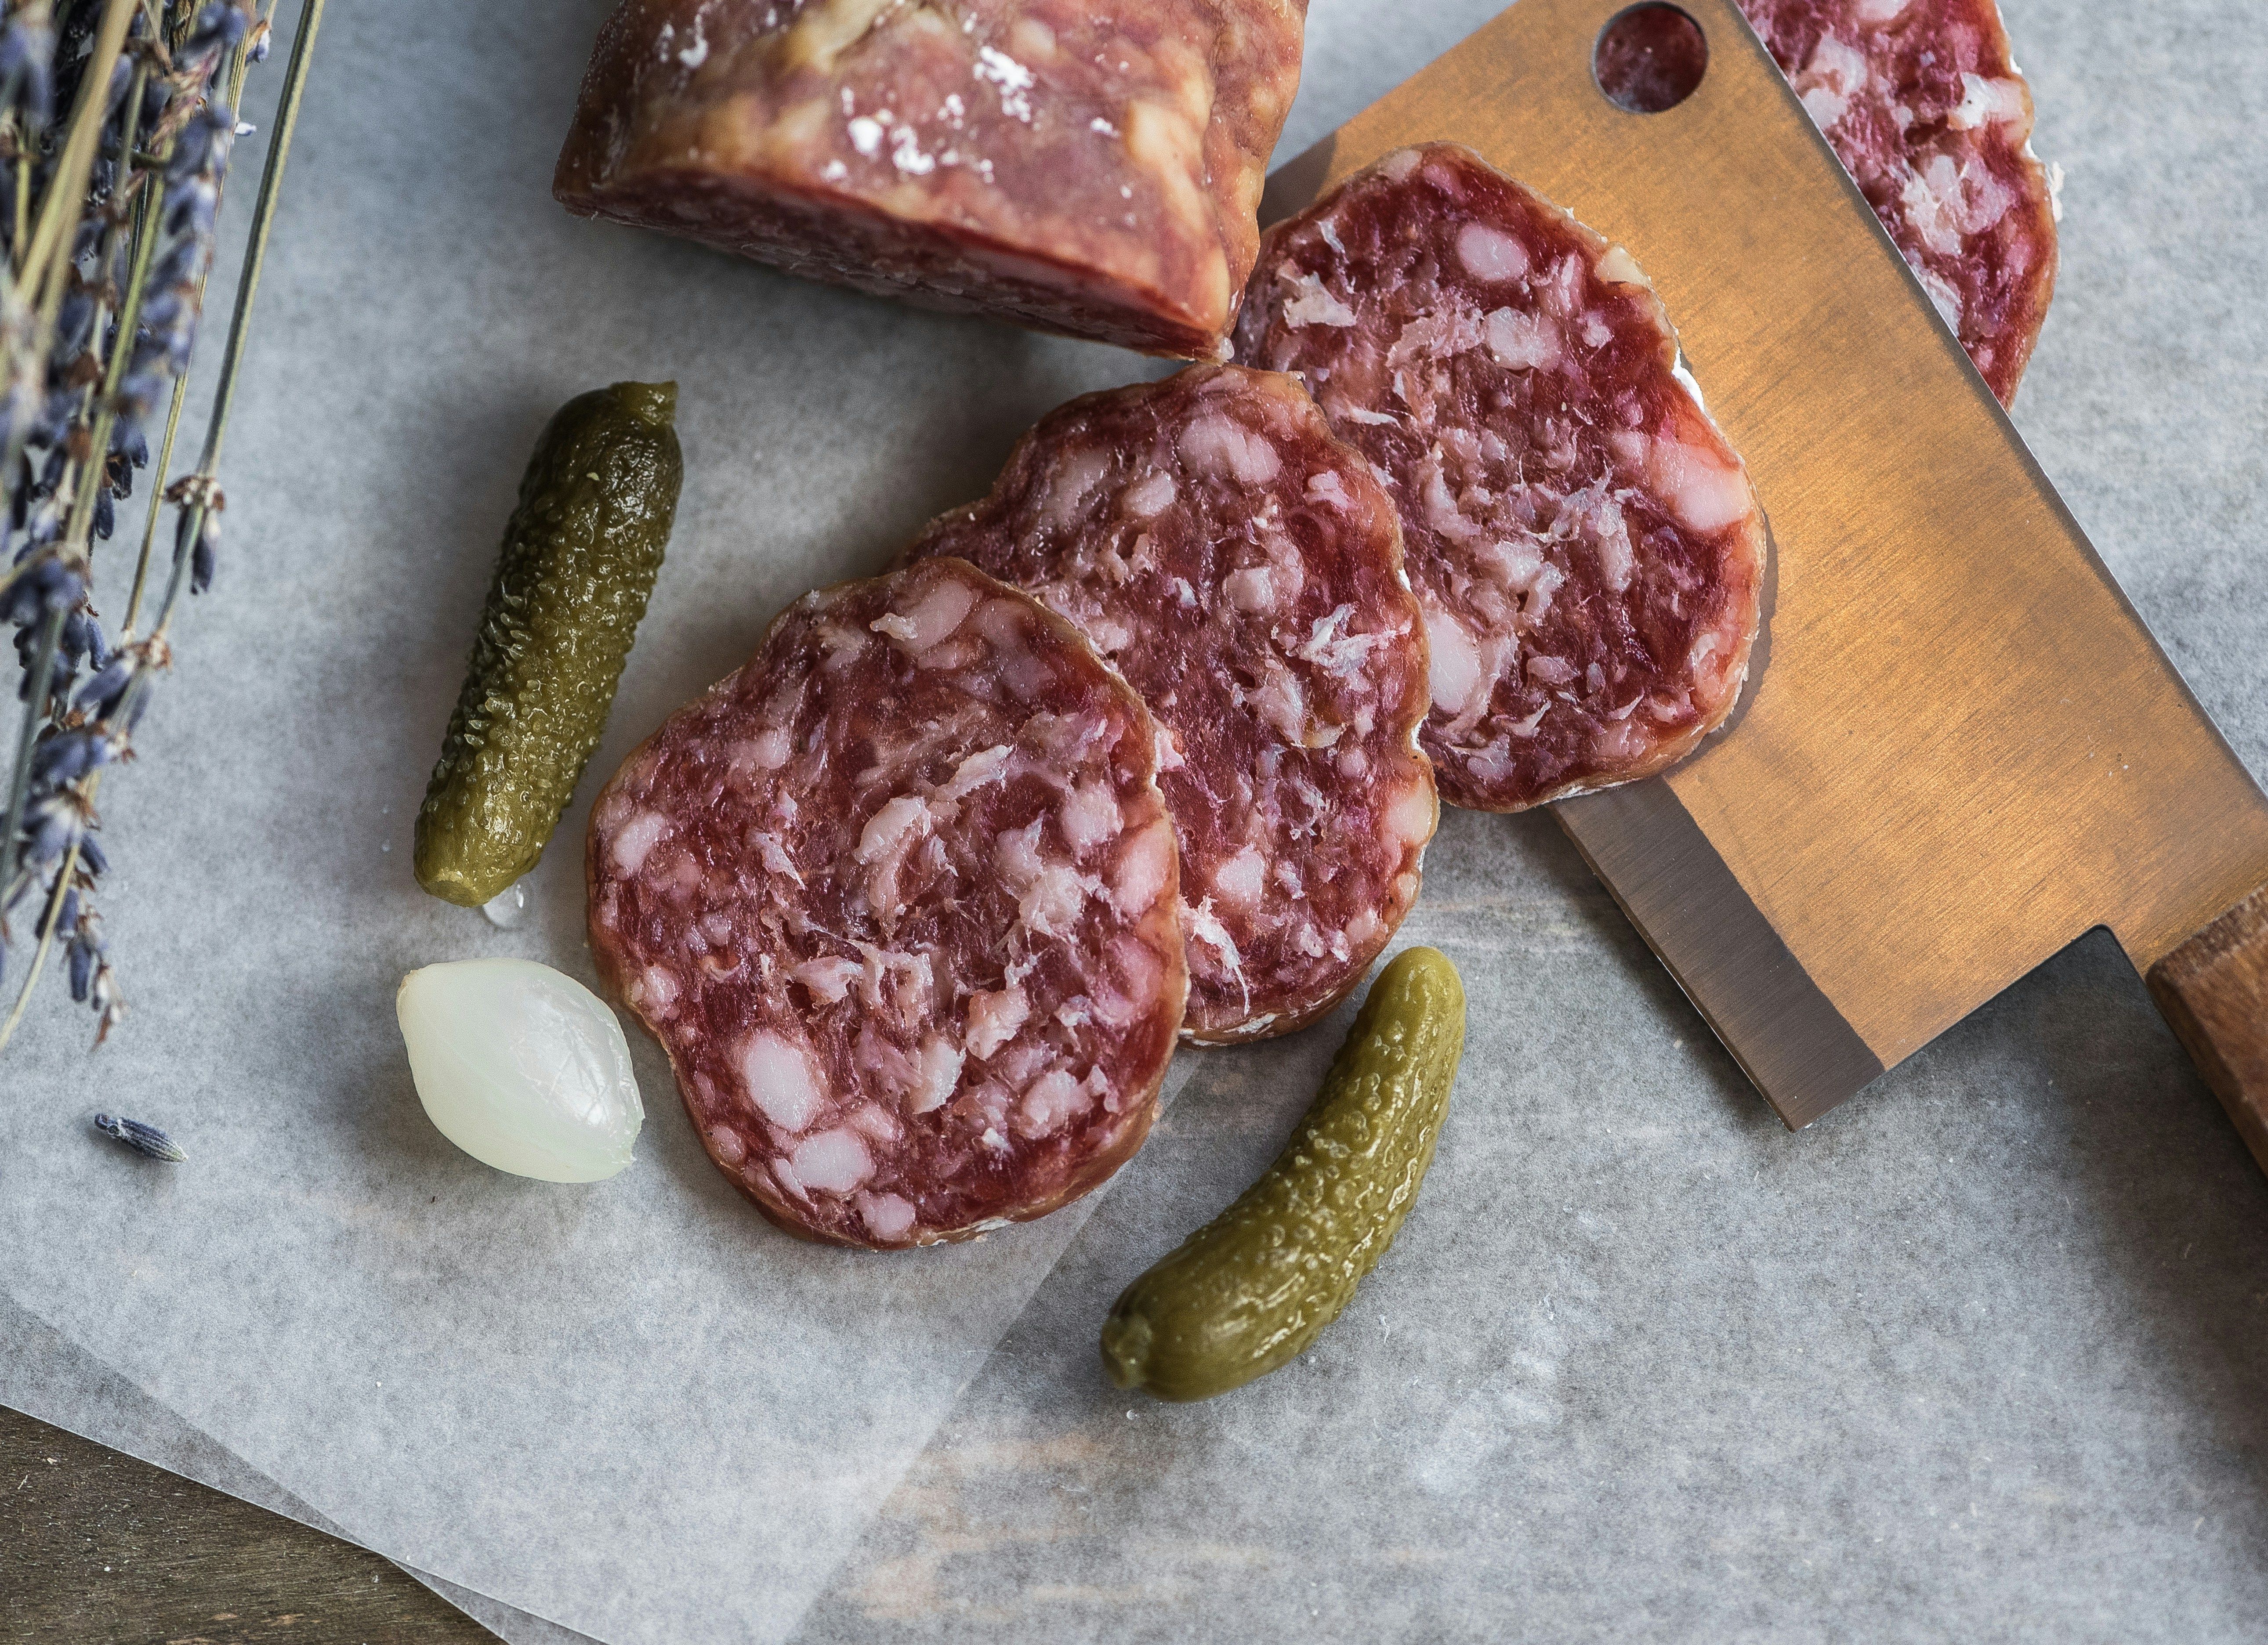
top-left (482, 883), bottom-right (528, 929)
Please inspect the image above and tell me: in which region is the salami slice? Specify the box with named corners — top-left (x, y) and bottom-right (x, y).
top-left (587, 559), bottom-right (1186, 1248)
top-left (554, 0), bottom-right (1307, 360)
top-left (1233, 145), bottom-right (1766, 814)
top-left (907, 365), bottom-right (1436, 1042)
top-left (1735, 0), bottom-right (2058, 404)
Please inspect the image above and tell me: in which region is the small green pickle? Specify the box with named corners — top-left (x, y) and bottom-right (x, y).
top-left (414, 382), bottom-right (683, 907)
top-left (1101, 946), bottom-right (1467, 1402)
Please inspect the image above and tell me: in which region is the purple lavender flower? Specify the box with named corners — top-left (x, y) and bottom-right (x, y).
top-left (184, 498), bottom-right (218, 594)
top-left (0, 11), bottom-right (56, 130)
top-left (18, 787), bottom-right (91, 872)
top-left (92, 1112), bottom-right (183, 1163)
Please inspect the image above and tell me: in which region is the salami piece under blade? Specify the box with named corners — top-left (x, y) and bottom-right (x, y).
top-left (1736, 0), bottom-right (2058, 405)
top-left (554, 0), bottom-right (1307, 360)
top-left (587, 559), bottom-right (1186, 1248)
top-left (1233, 145), bottom-right (1767, 814)
top-left (908, 365), bottom-right (1436, 1042)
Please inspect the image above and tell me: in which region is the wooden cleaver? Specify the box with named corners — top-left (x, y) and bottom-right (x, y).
top-left (1261, 0), bottom-right (2268, 1165)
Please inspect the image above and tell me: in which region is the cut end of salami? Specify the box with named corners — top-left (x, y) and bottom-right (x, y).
top-left (1737, 0), bottom-right (2058, 404)
top-left (554, 0), bottom-right (1308, 360)
top-left (1234, 145), bottom-right (1767, 815)
top-left (908, 365), bottom-right (1436, 1043)
top-left (587, 559), bottom-right (1186, 1248)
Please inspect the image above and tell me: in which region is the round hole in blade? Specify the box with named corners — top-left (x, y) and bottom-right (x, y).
top-left (1594, 3), bottom-right (1708, 113)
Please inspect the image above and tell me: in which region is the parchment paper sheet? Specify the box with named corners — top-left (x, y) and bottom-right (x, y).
top-left (0, 1289), bottom-right (593, 1644)
top-left (7, 1), bottom-right (2268, 1641)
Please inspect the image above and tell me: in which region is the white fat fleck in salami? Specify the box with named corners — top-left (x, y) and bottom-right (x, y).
top-left (906, 365), bottom-right (1436, 1041)
top-left (1735, 0), bottom-right (2057, 404)
top-left (587, 559), bottom-right (1185, 1248)
top-left (1234, 145), bottom-right (1767, 814)
top-left (553, 0), bottom-right (1309, 360)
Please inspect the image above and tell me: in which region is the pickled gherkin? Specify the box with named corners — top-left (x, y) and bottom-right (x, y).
top-left (1101, 947), bottom-right (1466, 1402)
top-left (414, 382), bottom-right (682, 906)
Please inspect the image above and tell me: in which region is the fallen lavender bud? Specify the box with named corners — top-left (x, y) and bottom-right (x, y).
top-left (92, 1113), bottom-right (184, 1162)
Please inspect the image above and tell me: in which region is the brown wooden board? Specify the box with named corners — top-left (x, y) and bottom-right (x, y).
top-left (1261, 0), bottom-right (2268, 1131)
top-left (0, 1405), bottom-right (499, 1645)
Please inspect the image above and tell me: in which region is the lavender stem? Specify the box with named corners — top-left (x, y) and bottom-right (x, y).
top-left (189, 0), bottom-right (317, 480)
top-left (156, 0), bottom-right (321, 637)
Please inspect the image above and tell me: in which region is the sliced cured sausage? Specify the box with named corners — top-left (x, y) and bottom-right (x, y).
top-left (908, 365), bottom-right (1435, 1042)
top-left (1233, 145), bottom-right (1766, 814)
top-left (1736, 0), bottom-right (2057, 404)
top-left (554, 0), bottom-right (1308, 360)
top-left (587, 559), bottom-right (1186, 1248)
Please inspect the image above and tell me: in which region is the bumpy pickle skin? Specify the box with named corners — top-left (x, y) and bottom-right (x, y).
top-left (1101, 946), bottom-right (1467, 1402)
top-left (414, 382), bottom-right (683, 906)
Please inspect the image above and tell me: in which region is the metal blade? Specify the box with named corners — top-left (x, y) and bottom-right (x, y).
top-left (1265, 0), bottom-right (2268, 1127)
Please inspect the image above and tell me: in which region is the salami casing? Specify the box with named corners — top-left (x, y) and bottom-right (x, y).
top-left (1233, 145), bottom-right (1766, 814)
top-left (587, 559), bottom-right (1186, 1247)
top-left (1736, 0), bottom-right (2057, 404)
top-left (908, 365), bottom-right (1436, 1042)
top-left (554, 0), bottom-right (1307, 360)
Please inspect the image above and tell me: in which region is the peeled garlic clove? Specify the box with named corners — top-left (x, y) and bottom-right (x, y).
top-left (397, 958), bottom-right (643, 1182)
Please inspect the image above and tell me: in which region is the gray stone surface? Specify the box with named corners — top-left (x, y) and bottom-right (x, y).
top-left (3, 0), bottom-right (2265, 1642)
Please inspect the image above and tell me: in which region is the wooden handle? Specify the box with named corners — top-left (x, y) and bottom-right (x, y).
top-left (2148, 884), bottom-right (2268, 1172)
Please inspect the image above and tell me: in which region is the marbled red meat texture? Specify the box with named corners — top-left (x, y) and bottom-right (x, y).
top-left (909, 365), bottom-right (1436, 1043)
top-left (1737, 0), bottom-right (2057, 403)
top-left (587, 560), bottom-right (1185, 1248)
top-left (554, 0), bottom-right (1307, 359)
top-left (1234, 145), bottom-right (1766, 814)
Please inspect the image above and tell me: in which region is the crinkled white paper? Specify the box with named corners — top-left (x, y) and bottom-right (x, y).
top-left (7, 1), bottom-right (2268, 1641)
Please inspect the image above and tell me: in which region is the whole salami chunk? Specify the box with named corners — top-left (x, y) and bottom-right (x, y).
top-left (587, 559), bottom-right (1186, 1248)
top-left (1736, 0), bottom-right (2058, 405)
top-left (1233, 145), bottom-right (1766, 815)
top-left (554, 0), bottom-right (1307, 360)
top-left (907, 365), bottom-right (1436, 1043)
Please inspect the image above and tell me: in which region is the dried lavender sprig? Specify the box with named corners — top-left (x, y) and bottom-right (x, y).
top-left (92, 1110), bottom-right (181, 1160)
top-left (123, 2), bottom-right (268, 633)
top-left (0, 0), bottom-right (307, 1054)
top-left (151, 0), bottom-right (308, 636)
top-left (0, 1), bottom-right (150, 938)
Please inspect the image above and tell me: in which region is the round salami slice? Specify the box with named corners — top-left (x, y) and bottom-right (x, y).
top-left (1736, 0), bottom-right (2058, 405)
top-left (1233, 145), bottom-right (1767, 814)
top-left (907, 365), bottom-right (1436, 1043)
top-left (587, 559), bottom-right (1186, 1248)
